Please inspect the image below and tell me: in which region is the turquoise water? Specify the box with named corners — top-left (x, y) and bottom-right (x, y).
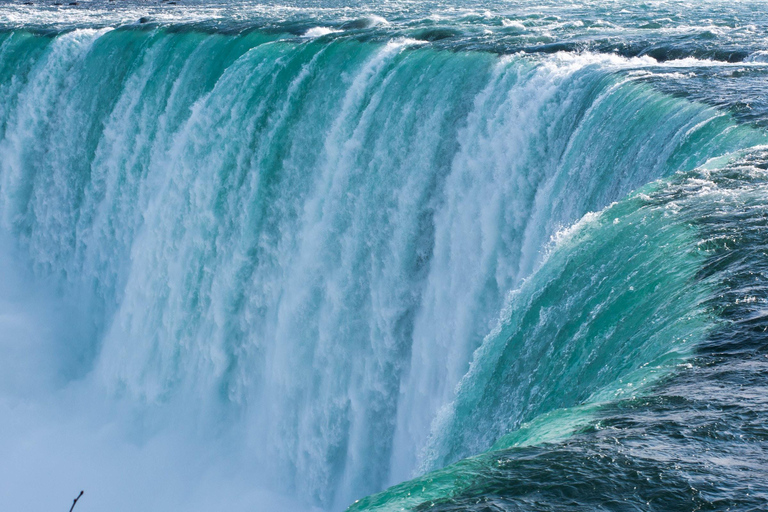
top-left (350, 151), bottom-right (768, 511)
top-left (0, 2), bottom-right (767, 511)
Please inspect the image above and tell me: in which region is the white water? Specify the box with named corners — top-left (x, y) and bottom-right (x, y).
top-left (0, 26), bottom-right (763, 511)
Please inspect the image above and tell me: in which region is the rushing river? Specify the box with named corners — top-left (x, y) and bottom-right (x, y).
top-left (1, 1), bottom-right (767, 510)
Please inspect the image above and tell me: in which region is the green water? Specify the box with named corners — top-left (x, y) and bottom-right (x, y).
top-left (0, 2), bottom-right (767, 511)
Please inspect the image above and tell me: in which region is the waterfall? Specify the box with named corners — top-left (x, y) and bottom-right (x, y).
top-left (0, 25), bottom-right (764, 510)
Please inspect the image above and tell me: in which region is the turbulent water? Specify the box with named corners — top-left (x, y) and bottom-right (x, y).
top-left (1, 1), bottom-right (768, 511)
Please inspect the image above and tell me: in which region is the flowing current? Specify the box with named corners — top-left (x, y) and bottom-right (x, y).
top-left (1, 1), bottom-right (768, 511)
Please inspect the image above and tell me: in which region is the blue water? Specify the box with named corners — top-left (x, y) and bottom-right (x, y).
top-left (0, 1), bottom-right (767, 511)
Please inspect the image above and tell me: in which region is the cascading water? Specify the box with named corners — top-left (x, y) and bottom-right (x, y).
top-left (350, 146), bottom-right (768, 511)
top-left (2, 2), bottom-right (768, 511)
